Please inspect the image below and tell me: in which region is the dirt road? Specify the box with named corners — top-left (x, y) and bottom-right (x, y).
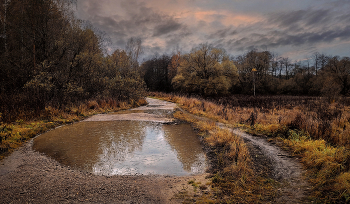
top-left (0, 98), bottom-right (208, 204)
top-left (0, 98), bottom-right (308, 203)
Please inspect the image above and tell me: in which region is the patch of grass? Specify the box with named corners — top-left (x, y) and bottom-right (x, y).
top-left (282, 130), bottom-right (350, 202)
top-left (169, 101), bottom-right (277, 203)
top-left (188, 180), bottom-right (200, 192)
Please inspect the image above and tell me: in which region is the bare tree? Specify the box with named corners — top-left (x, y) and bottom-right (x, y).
top-left (281, 57), bottom-right (290, 79)
top-left (319, 53), bottom-right (329, 71)
top-left (304, 56), bottom-right (311, 76)
top-left (125, 37), bottom-right (143, 70)
top-left (270, 52), bottom-right (279, 77)
top-left (313, 52), bottom-right (320, 76)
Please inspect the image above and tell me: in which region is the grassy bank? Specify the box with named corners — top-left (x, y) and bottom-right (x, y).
top-left (0, 98), bottom-right (147, 160)
top-left (172, 110), bottom-right (277, 203)
top-left (151, 92), bottom-right (350, 203)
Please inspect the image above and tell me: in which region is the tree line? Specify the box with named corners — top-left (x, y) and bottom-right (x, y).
top-left (1, 0), bottom-right (349, 122)
top-left (141, 44), bottom-right (350, 99)
top-left (0, 0), bottom-right (145, 122)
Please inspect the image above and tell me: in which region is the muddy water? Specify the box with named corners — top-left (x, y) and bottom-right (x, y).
top-left (33, 121), bottom-right (207, 176)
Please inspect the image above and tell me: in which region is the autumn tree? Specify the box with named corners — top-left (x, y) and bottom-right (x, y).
top-left (109, 48), bottom-right (146, 101)
top-left (0, 0), bottom-right (146, 122)
top-left (111, 49), bottom-right (132, 78)
top-left (168, 51), bottom-right (182, 84)
top-left (0, 0), bottom-right (79, 115)
top-left (172, 44), bottom-right (238, 96)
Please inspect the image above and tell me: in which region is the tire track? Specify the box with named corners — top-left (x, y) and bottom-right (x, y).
top-left (178, 106), bottom-right (310, 203)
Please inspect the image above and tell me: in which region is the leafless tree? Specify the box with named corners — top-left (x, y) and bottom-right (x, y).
top-left (126, 37), bottom-right (143, 70)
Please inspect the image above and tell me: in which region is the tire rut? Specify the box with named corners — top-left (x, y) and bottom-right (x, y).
top-left (178, 107), bottom-right (310, 203)
top-left (229, 128), bottom-right (310, 203)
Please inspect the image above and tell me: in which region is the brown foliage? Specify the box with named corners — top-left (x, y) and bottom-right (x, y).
top-left (0, 0), bottom-right (146, 123)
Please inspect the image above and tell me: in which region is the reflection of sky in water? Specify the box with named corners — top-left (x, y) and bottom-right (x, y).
top-left (33, 120), bottom-right (207, 176)
top-left (93, 123), bottom-right (207, 176)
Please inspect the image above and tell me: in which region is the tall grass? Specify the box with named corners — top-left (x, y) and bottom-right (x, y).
top-left (152, 92), bottom-right (350, 203)
top-left (173, 110), bottom-right (277, 203)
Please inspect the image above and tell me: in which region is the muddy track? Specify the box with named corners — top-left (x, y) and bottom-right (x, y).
top-left (0, 98), bottom-right (309, 203)
top-left (178, 106), bottom-right (311, 203)
top-left (229, 128), bottom-right (309, 203)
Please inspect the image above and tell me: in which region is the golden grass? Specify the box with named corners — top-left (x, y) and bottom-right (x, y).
top-left (282, 131), bottom-right (350, 202)
top-left (171, 109), bottom-right (277, 203)
top-left (151, 92), bottom-right (350, 203)
top-left (0, 98), bottom-right (147, 160)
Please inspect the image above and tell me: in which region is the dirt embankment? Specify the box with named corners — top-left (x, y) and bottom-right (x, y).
top-left (0, 98), bottom-right (309, 203)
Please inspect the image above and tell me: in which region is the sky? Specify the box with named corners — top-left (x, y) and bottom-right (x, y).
top-left (75, 0), bottom-right (350, 62)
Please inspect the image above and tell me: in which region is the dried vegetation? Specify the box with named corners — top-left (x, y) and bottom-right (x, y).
top-left (152, 92), bottom-right (350, 203)
top-left (173, 104), bottom-right (277, 203)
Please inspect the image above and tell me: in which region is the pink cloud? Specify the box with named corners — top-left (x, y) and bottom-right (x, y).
top-left (193, 10), bottom-right (260, 27)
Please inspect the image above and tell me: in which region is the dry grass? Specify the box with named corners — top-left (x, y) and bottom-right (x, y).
top-left (172, 109), bottom-right (277, 203)
top-left (282, 130), bottom-right (350, 202)
top-left (0, 98), bottom-right (147, 160)
top-left (151, 92), bottom-right (350, 203)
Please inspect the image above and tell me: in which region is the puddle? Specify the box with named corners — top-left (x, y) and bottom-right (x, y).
top-left (33, 121), bottom-right (207, 176)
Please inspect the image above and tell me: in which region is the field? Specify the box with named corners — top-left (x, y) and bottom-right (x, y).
top-left (151, 92), bottom-right (350, 203)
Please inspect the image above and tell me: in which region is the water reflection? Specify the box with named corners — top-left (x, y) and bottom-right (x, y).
top-left (33, 121), bottom-right (207, 176)
top-left (163, 124), bottom-right (206, 173)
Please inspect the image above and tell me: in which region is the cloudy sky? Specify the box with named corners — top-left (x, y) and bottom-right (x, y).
top-left (75, 0), bottom-right (350, 62)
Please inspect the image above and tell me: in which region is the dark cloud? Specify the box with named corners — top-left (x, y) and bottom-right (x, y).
top-left (219, 6), bottom-right (350, 56)
top-left (77, 0), bottom-right (350, 60)
top-left (226, 23), bottom-right (350, 53)
top-left (268, 10), bottom-right (305, 28)
top-left (265, 8), bottom-right (334, 34)
top-left (304, 9), bottom-right (331, 26)
top-left (77, 0), bottom-right (189, 55)
top-left (120, 0), bottom-right (147, 15)
top-left (165, 30), bottom-right (192, 45)
top-left (153, 19), bottom-right (184, 37)
top-left (209, 27), bottom-right (236, 39)
top-left (82, 1), bottom-right (104, 17)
